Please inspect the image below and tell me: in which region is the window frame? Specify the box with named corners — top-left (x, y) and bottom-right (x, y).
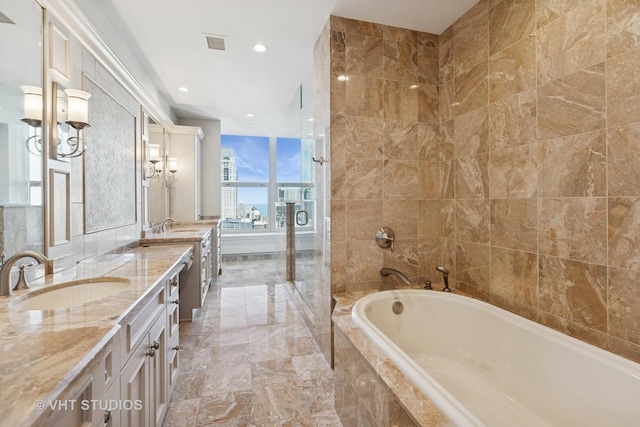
top-left (220, 136), bottom-right (314, 233)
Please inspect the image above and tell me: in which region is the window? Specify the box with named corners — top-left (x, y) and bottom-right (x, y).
top-left (221, 135), bottom-right (313, 232)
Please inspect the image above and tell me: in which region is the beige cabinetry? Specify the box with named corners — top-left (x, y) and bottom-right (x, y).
top-left (166, 270), bottom-right (181, 397)
top-left (119, 278), bottom-right (168, 427)
top-left (177, 229), bottom-right (214, 320)
top-left (47, 253), bottom-right (189, 427)
top-left (48, 331), bottom-right (121, 427)
top-left (144, 229), bottom-right (215, 321)
top-left (169, 126), bottom-right (204, 222)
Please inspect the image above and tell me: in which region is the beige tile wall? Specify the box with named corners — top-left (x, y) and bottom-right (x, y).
top-left (328, 0), bottom-right (640, 362)
top-left (329, 16), bottom-right (442, 294)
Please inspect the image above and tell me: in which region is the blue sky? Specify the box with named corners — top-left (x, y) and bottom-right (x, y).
top-left (222, 135), bottom-right (302, 205)
top-left (221, 135), bottom-right (302, 183)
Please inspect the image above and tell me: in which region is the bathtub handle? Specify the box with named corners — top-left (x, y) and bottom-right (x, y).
top-left (375, 227), bottom-right (395, 252)
top-left (436, 266), bottom-right (451, 292)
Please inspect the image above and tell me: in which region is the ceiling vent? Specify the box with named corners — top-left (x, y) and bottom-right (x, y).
top-left (205, 34), bottom-right (228, 51)
top-left (0, 10), bottom-right (15, 25)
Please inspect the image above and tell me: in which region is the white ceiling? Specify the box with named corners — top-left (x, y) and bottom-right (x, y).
top-left (96, 0), bottom-right (478, 137)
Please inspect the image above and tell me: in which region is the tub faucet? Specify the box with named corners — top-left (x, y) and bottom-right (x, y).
top-left (160, 217), bottom-right (176, 232)
top-left (0, 251), bottom-right (49, 296)
top-left (436, 266), bottom-right (451, 292)
top-left (380, 268), bottom-right (411, 286)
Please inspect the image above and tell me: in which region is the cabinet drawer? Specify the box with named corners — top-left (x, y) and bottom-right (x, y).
top-left (167, 272), bottom-right (179, 301)
top-left (167, 294), bottom-right (179, 342)
top-left (122, 284), bottom-right (165, 363)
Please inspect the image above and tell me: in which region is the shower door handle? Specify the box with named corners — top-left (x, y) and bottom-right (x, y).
top-left (296, 210), bottom-right (308, 226)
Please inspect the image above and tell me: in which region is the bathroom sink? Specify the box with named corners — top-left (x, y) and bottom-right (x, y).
top-left (11, 277), bottom-right (131, 310)
top-left (169, 228), bottom-right (200, 233)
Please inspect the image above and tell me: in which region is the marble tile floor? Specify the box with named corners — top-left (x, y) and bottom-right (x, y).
top-left (162, 258), bottom-right (342, 427)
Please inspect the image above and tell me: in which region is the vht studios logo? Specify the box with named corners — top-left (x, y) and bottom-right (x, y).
top-left (34, 399), bottom-right (143, 411)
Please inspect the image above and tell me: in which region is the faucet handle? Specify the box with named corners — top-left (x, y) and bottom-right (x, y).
top-left (14, 264), bottom-right (31, 291)
top-left (436, 266), bottom-right (449, 275)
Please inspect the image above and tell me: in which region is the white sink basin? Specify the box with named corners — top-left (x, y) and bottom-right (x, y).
top-left (11, 277), bottom-right (131, 310)
top-left (169, 228), bottom-right (200, 232)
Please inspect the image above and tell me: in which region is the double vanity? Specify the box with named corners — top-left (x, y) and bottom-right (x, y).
top-left (0, 222), bottom-right (218, 427)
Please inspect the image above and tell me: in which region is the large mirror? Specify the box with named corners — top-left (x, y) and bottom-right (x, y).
top-left (0, 0), bottom-right (44, 258)
top-left (148, 117), bottom-right (167, 225)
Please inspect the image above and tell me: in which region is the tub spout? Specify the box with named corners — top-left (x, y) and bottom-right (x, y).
top-left (436, 266), bottom-right (451, 292)
top-left (380, 268), bottom-right (411, 286)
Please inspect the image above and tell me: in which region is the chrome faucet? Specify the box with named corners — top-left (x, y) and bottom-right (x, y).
top-left (436, 266), bottom-right (451, 292)
top-left (160, 217), bottom-right (176, 232)
top-left (0, 251), bottom-right (49, 296)
top-left (380, 267), bottom-right (411, 286)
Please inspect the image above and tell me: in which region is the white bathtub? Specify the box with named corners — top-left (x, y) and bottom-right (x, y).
top-left (352, 289), bottom-right (640, 427)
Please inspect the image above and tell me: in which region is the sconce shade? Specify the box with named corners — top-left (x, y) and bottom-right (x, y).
top-left (168, 157), bottom-right (178, 173)
top-left (56, 89), bottom-right (68, 123)
top-left (20, 85), bottom-right (43, 126)
top-left (64, 88), bottom-right (91, 129)
top-left (149, 144), bottom-right (161, 163)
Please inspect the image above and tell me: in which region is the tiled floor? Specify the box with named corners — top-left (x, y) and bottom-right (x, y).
top-left (162, 259), bottom-right (342, 426)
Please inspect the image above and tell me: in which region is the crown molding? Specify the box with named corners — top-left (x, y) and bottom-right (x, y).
top-left (36, 0), bottom-right (175, 131)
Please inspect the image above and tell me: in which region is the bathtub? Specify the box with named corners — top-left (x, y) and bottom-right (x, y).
top-left (351, 289), bottom-right (640, 427)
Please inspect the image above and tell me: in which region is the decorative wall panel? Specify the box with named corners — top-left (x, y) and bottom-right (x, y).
top-left (84, 76), bottom-right (136, 232)
top-left (50, 169), bottom-right (70, 245)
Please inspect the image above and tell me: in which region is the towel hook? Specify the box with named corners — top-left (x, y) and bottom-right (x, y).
top-left (312, 156), bottom-right (327, 165)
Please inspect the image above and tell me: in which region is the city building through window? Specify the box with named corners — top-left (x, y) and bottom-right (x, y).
top-left (220, 135), bottom-right (314, 232)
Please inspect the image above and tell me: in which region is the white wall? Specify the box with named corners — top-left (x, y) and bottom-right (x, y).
top-left (178, 118), bottom-right (221, 217)
top-left (72, 0), bottom-right (176, 125)
top-left (222, 232), bottom-right (314, 255)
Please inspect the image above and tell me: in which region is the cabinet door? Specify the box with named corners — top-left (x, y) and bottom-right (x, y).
top-left (149, 312), bottom-right (168, 427)
top-left (51, 377), bottom-right (93, 427)
top-left (104, 382), bottom-right (121, 427)
top-left (167, 342), bottom-right (180, 398)
top-left (120, 338), bottom-right (150, 427)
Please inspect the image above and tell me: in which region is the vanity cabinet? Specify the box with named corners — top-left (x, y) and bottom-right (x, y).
top-left (166, 270), bottom-right (180, 397)
top-left (178, 230), bottom-right (213, 320)
top-left (117, 257), bottom-right (187, 427)
top-left (169, 126), bottom-right (204, 222)
top-left (140, 227), bottom-right (216, 320)
top-left (48, 330), bottom-right (122, 427)
top-left (120, 310), bottom-right (167, 427)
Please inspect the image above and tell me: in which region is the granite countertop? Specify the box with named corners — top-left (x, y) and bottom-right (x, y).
top-left (0, 243), bottom-right (194, 427)
top-left (140, 222), bottom-right (214, 243)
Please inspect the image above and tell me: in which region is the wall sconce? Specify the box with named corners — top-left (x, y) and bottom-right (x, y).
top-left (146, 150), bottom-right (177, 184)
top-left (20, 84), bottom-right (91, 158)
top-left (167, 157), bottom-right (178, 184)
top-left (146, 143), bottom-right (162, 179)
top-left (20, 85), bottom-right (43, 155)
top-left (58, 88), bottom-right (91, 158)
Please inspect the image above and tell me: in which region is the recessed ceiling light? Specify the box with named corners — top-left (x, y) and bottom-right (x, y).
top-left (178, 87), bottom-right (189, 93)
top-left (337, 75), bottom-right (348, 81)
top-left (410, 84), bottom-right (419, 89)
top-left (308, 118), bottom-right (314, 122)
top-left (246, 113), bottom-right (255, 118)
top-left (249, 124), bottom-right (255, 127)
top-left (253, 44), bottom-right (267, 53)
